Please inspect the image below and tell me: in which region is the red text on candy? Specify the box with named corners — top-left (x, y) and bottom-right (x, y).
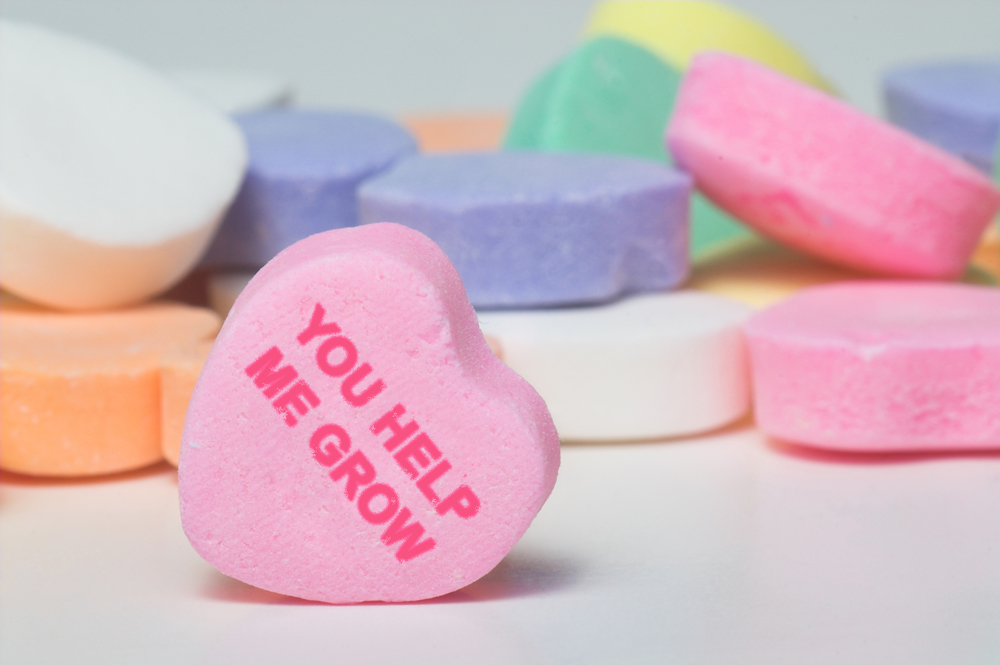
top-left (309, 423), bottom-right (436, 562)
top-left (245, 347), bottom-right (320, 427)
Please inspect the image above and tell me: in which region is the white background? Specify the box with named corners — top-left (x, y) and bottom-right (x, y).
top-left (3, 0), bottom-right (1000, 115)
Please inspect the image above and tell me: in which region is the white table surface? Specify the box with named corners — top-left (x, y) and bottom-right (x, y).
top-left (3, 421), bottom-right (999, 665)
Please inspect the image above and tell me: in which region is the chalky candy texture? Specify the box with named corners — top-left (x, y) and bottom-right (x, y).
top-left (885, 60), bottom-right (1000, 174)
top-left (506, 38), bottom-right (681, 163)
top-left (504, 37), bottom-right (749, 255)
top-left (667, 53), bottom-right (1000, 279)
top-left (358, 153), bottom-right (690, 309)
top-left (180, 223), bottom-right (560, 603)
top-left (0, 299), bottom-right (220, 476)
top-left (161, 339), bottom-right (214, 467)
top-left (746, 282), bottom-right (1000, 452)
top-left (206, 271), bottom-right (507, 358)
top-left (584, 0), bottom-right (832, 91)
top-left (478, 292), bottom-right (752, 441)
top-left (201, 110), bottom-right (417, 269)
top-left (0, 20), bottom-right (247, 310)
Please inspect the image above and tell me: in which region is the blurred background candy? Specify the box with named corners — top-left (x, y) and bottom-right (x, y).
top-left (667, 53), bottom-right (1000, 279)
top-left (0, 297), bottom-right (220, 476)
top-left (201, 110), bottom-right (416, 270)
top-left (884, 60), bottom-right (1000, 174)
top-left (478, 292), bottom-right (752, 441)
top-left (3, 0), bottom-right (999, 470)
top-left (0, 20), bottom-right (247, 311)
top-left (506, 1), bottom-right (834, 256)
top-left (359, 152), bottom-right (691, 309)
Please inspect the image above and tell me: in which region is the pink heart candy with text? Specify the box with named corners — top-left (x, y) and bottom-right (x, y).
top-left (179, 223), bottom-right (560, 603)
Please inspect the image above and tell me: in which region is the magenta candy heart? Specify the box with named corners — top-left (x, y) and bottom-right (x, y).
top-left (179, 223), bottom-right (560, 603)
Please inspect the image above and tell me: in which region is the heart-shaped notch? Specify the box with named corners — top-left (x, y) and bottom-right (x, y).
top-left (179, 223), bottom-right (559, 603)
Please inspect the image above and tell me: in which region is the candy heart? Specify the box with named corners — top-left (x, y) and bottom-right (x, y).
top-left (667, 53), bottom-right (1000, 279)
top-left (503, 36), bottom-right (753, 256)
top-left (478, 291), bottom-right (752, 442)
top-left (746, 282), bottom-right (1000, 452)
top-left (0, 297), bottom-right (220, 476)
top-left (584, 0), bottom-right (833, 90)
top-left (0, 20), bottom-right (247, 310)
top-left (884, 60), bottom-right (1000, 174)
top-left (200, 110), bottom-right (416, 270)
top-left (179, 223), bottom-right (559, 603)
top-left (160, 339), bottom-right (215, 467)
top-left (358, 152), bottom-right (691, 309)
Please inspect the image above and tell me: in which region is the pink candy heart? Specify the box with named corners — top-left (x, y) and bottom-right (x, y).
top-left (179, 223), bottom-right (560, 603)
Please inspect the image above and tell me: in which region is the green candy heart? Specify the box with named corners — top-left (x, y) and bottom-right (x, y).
top-left (505, 36), bottom-right (753, 256)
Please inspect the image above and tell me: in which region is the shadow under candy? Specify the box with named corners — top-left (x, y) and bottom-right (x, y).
top-left (420, 551), bottom-right (583, 604)
top-left (765, 436), bottom-right (1000, 466)
top-left (0, 461), bottom-right (175, 487)
top-left (199, 549), bottom-right (583, 606)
